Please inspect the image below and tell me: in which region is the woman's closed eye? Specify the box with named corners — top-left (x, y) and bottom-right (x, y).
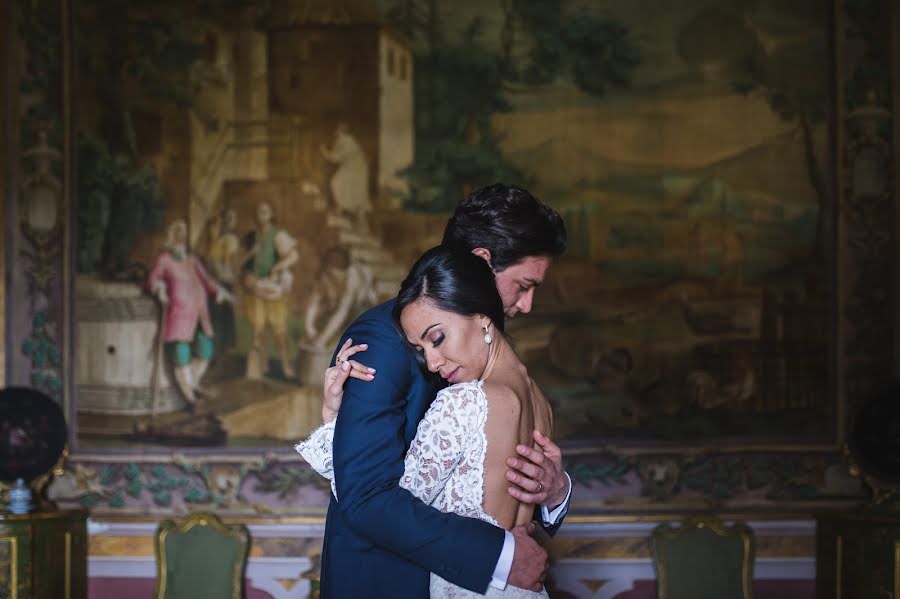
top-left (430, 333), bottom-right (445, 348)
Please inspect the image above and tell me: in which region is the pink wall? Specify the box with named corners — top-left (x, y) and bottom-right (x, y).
top-left (608, 580), bottom-right (815, 599)
top-left (89, 578), bottom-right (275, 599)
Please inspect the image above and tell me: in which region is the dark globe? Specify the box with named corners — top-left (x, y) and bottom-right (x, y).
top-left (0, 387), bottom-right (68, 484)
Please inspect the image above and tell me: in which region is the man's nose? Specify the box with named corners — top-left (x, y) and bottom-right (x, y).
top-left (515, 289), bottom-right (535, 314)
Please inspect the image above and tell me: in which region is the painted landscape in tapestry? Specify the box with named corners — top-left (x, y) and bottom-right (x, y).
top-left (72, 0), bottom-right (831, 449)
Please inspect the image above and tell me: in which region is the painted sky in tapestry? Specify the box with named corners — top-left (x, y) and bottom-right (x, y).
top-left (72, 0), bottom-right (831, 450)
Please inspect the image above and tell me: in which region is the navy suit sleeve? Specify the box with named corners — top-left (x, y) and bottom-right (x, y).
top-left (331, 316), bottom-right (505, 594)
top-left (535, 505), bottom-right (566, 537)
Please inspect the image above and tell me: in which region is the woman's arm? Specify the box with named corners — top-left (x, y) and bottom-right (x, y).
top-left (398, 384), bottom-right (473, 504)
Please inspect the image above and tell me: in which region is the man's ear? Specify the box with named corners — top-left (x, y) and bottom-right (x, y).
top-left (471, 248), bottom-right (493, 269)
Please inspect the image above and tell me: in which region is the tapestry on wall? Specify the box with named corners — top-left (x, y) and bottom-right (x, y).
top-left (70, 0), bottom-right (834, 452)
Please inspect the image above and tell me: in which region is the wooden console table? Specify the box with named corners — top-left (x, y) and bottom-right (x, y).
top-left (0, 509), bottom-right (88, 599)
top-left (817, 512), bottom-right (900, 599)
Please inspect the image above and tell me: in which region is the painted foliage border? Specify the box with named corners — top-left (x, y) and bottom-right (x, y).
top-left (2, 0), bottom-right (896, 516)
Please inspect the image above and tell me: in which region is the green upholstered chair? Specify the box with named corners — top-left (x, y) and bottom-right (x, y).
top-left (154, 512), bottom-right (250, 599)
top-left (650, 517), bottom-right (755, 599)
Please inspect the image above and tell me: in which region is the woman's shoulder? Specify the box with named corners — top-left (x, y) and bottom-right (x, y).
top-left (440, 379), bottom-right (484, 394)
top-left (481, 377), bottom-right (523, 404)
top-left (482, 374), bottom-right (548, 417)
top-left (436, 379), bottom-right (528, 413)
top-left (428, 381), bottom-right (488, 428)
top-left (436, 380), bottom-right (487, 405)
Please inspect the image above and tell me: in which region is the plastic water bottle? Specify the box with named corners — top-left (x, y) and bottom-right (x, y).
top-left (8, 479), bottom-right (32, 514)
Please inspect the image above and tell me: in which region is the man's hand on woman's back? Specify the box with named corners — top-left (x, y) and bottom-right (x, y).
top-left (506, 430), bottom-right (567, 508)
top-left (507, 522), bottom-right (549, 592)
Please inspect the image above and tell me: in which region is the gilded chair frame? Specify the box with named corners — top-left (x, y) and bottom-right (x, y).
top-left (651, 517), bottom-right (755, 599)
top-left (154, 512), bottom-right (250, 599)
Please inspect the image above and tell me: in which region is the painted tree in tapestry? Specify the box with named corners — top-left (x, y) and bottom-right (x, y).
top-left (71, 0), bottom-right (832, 450)
top-left (393, 0), bottom-right (642, 211)
top-left (384, 0), bottom-right (832, 442)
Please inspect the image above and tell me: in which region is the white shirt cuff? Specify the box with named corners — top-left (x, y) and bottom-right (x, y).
top-left (489, 530), bottom-right (515, 590)
top-left (540, 472), bottom-right (572, 525)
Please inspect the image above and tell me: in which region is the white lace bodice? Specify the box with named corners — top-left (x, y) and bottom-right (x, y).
top-left (403, 380), bottom-right (499, 527)
top-left (296, 380), bottom-right (499, 527)
top-left (295, 380), bottom-right (547, 599)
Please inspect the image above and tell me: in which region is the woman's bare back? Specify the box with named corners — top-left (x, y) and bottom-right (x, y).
top-left (481, 344), bottom-right (553, 531)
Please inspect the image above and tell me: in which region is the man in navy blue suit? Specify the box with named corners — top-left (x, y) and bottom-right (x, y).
top-left (320, 184), bottom-right (571, 598)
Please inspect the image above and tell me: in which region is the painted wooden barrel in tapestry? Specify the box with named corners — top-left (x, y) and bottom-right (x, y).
top-left (75, 276), bottom-right (185, 415)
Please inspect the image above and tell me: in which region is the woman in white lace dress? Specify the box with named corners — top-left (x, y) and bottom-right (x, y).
top-left (297, 246), bottom-right (555, 598)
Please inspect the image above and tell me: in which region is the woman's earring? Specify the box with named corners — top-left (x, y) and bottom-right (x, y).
top-left (483, 325), bottom-right (493, 345)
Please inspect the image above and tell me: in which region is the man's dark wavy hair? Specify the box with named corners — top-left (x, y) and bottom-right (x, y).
top-left (442, 183), bottom-right (567, 271)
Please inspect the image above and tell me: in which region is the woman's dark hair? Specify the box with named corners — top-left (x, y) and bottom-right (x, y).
top-left (442, 183), bottom-right (567, 272)
top-left (392, 246), bottom-right (505, 346)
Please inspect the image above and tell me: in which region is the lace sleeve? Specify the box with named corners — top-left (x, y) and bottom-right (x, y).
top-left (399, 382), bottom-right (483, 505)
top-left (295, 421), bottom-right (338, 499)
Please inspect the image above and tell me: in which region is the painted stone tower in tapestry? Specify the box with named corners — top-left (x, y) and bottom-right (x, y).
top-left (265, 0), bottom-right (414, 204)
